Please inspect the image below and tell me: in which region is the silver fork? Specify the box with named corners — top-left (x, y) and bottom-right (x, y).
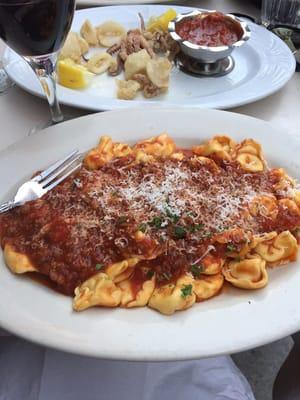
top-left (0, 150), bottom-right (82, 214)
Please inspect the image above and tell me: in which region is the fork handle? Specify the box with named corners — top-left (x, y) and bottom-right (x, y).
top-left (0, 200), bottom-right (18, 214)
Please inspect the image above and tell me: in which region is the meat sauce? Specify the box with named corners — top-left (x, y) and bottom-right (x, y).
top-left (0, 154), bottom-right (300, 296)
top-left (176, 12), bottom-right (242, 47)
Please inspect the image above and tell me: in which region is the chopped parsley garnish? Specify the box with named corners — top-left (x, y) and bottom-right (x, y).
top-left (173, 225), bottom-right (186, 239)
top-left (189, 223), bottom-right (204, 233)
top-left (190, 264), bottom-right (203, 278)
top-left (149, 216), bottom-right (163, 229)
top-left (181, 284), bottom-right (193, 298)
top-left (146, 270), bottom-right (155, 279)
top-left (95, 263), bottom-right (104, 271)
top-left (138, 223), bottom-right (147, 233)
top-left (118, 216), bottom-right (127, 225)
top-left (172, 215), bottom-right (180, 223)
top-left (226, 243), bottom-right (237, 252)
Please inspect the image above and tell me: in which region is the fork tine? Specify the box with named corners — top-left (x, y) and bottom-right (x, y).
top-left (44, 163), bottom-right (82, 192)
top-left (0, 200), bottom-right (19, 214)
top-left (40, 154), bottom-right (82, 187)
top-left (32, 150), bottom-right (79, 183)
top-left (0, 204), bottom-right (10, 214)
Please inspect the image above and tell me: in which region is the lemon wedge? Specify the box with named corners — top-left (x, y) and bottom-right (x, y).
top-left (147, 9), bottom-right (177, 32)
top-left (57, 59), bottom-right (93, 90)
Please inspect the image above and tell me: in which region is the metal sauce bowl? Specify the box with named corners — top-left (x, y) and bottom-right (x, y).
top-left (168, 10), bottom-right (251, 68)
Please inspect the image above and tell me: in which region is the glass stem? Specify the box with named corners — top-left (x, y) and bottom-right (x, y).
top-left (25, 53), bottom-right (63, 124)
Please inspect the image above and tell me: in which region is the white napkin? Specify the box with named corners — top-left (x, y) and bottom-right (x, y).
top-left (0, 337), bottom-right (255, 400)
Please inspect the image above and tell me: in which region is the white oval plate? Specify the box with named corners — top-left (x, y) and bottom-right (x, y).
top-left (4, 5), bottom-right (295, 111)
top-left (0, 108), bottom-right (300, 360)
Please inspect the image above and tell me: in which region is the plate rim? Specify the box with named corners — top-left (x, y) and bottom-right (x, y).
top-left (0, 107), bottom-right (300, 360)
top-left (4, 4), bottom-right (296, 111)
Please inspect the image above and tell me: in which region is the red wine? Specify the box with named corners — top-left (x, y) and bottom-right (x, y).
top-left (0, 0), bottom-right (75, 56)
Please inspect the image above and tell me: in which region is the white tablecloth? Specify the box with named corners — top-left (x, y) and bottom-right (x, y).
top-left (0, 337), bottom-right (255, 400)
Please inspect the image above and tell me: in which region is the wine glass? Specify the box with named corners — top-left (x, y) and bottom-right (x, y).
top-left (0, 0), bottom-right (76, 123)
top-left (261, 0), bottom-right (300, 28)
top-left (261, 0), bottom-right (300, 71)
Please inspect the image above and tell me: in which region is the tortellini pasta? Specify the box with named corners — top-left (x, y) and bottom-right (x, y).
top-left (148, 275), bottom-right (196, 315)
top-left (73, 272), bottom-right (122, 311)
top-left (201, 254), bottom-right (224, 275)
top-left (118, 275), bottom-right (155, 308)
top-left (271, 168), bottom-right (296, 197)
top-left (249, 195), bottom-right (278, 220)
top-left (134, 150), bottom-right (155, 164)
top-left (278, 198), bottom-right (300, 217)
top-left (105, 258), bottom-right (140, 282)
top-left (193, 274), bottom-right (224, 301)
top-left (253, 231), bottom-right (277, 245)
top-left (84, 135), bottom-right (133, 169)
top-left (4, 244), bottom-right (37, 274)
top-left (234, 139), bottom-right (265, 172)
top-left (134, 134), bottom-right (176, 157)
top-left (191, 156), bottom-right (220, 174)
top-left (171, 152), bottom-right (185, 161)
top-left (223, 257), bottom-right (268, 289)
top-left (255, 230), bottom-right (298, 266)
top-left (193, 135), bottom-right (236, 161)
top-left (214, 228), bottom-right (253, 257)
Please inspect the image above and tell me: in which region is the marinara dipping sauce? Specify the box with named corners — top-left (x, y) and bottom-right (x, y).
top-left (175, 12), bottom-right (243, 47)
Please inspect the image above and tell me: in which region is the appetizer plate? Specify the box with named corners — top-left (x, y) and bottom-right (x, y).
top-left (0, 108), bottom-right (300, 360)
top-left (4, 5), bottom-right (295, 111)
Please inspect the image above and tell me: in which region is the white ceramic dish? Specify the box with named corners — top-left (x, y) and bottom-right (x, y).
top-left (0, 108), bottom-right (300, 360)
top-left (4, 5), bottom-right (295, 111)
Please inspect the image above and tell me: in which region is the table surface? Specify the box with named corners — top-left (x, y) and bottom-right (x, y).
top-left (0, 0), bottom-right (299, 337)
